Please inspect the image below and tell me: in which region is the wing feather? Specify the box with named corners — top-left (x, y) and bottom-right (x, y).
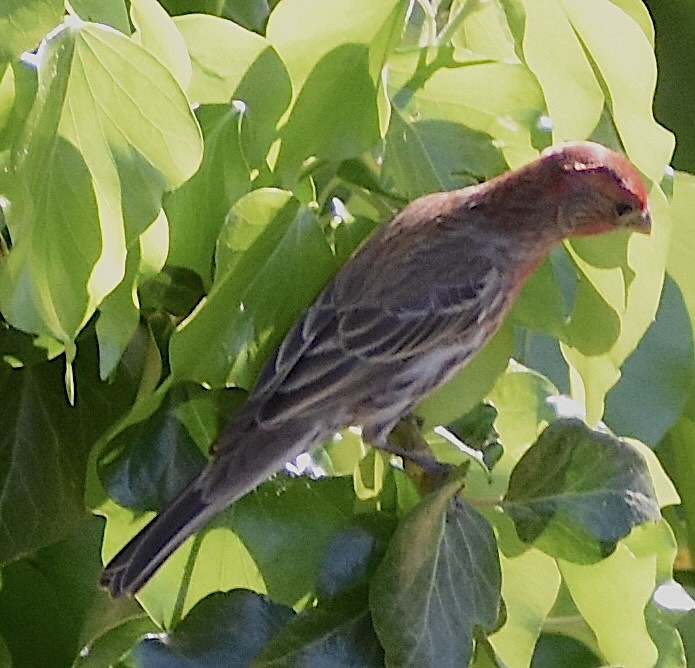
top-left (250, 263), bottom-right (503, 427)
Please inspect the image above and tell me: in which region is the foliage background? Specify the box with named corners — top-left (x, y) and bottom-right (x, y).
top-left (1, 0), bottom-right (695, 666)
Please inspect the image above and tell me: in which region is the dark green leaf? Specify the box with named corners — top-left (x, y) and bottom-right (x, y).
top-left (531, 634), bottom-right (602, 668)
top-left (370, 481), bottom-right (501, 667)
top-left (503, 419), bottom-right (661, 563)
top-left (317, 514), bottom-right (395, 601)
top-left (0, 331), bottom-right (142, 562)
top-left (74, 615), bottom-right (158, 668)
top-left (97, 383), bottom-right (212, 511)
top-left (0, 517), bottom-right (143, 668)
top-left (254, 587), bottom-right (384, 667)
top-left (223, 0), bottom-right (270, 34)
top-left (139, 266), bottom-right (206, 319)
top-left (161, 0), bottom-right (224, 16)
top-left (132, 590), bottom-right (293, 667)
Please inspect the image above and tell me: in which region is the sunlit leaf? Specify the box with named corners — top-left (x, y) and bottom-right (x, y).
top-left (521, 0), bottom-right (604, 142)
top-left (559, 541), bottom-right (658, 668)
top-left (130, 0), bottom-right (192, 90)
top-left (562, 0), bottom-right (673, 181)
top-left (489, 548), bottom-right (561, 667)
top-left (0, 21), bottom-right (202, 347)
top-left (451, 0), bottom-right (519, 62)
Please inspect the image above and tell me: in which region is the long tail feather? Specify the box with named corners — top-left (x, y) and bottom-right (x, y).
top-left (100, 476), bottom-right (220, 597)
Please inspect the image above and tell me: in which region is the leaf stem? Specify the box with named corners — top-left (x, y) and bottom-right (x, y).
top-left (437, 0), bottom-right (482, 46)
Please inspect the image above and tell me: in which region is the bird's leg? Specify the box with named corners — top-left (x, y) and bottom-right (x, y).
top-left (372, 415), bottom-right (454, 494)
top-left (375, 440), bottom-right (452, 476)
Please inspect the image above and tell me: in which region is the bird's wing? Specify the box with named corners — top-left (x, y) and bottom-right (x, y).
top-left (247, 260), bottom-right (504, 427)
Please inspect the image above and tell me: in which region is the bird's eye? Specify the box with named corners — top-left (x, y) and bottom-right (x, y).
top-left (615, 202), bottom-right (634, 216)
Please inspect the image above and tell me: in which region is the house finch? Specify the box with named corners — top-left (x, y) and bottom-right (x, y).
top-left (101, 142), bottom-right (651, 596)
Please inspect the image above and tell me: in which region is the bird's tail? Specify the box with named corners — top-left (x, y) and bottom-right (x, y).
top-left (100, 474), bottom-right (221, 597)
top-left (101, 419), bottom-right (316, 597)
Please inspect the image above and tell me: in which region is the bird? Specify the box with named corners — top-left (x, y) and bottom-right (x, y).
top-left (101, 141), bottom-right (651, 597)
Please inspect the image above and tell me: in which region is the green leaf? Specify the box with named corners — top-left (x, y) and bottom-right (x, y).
top-left (222, 0), bottom-right (270, 34)
top-left (165, 104), bottom-right (251, 284)
top-left (175, 13), bottom-right (292, 172)
top-left (132, 590), bottom-right (293, 666)
top-left (627, 521), bottom-right (690, 667)
top-left (559, 539), bottom-right (660, 668)
top-left (160, 0), bottom-right (224, 16)
top-left (317, 515), bottom-right (395, 600)
top-left (511, 255), bottom-right (568, 340)
top-left (370, 481), bottom-right (501, 667)
top-left (667, 171), bottom-right (695, 332)
top-left (170, 188), bottom-right (337, 389)
top-left (176, 13), bottom-right (290, 109)
top-left (503, 419), bottom-right (661, 563)
top-left (70, 0), bottom-right (131, 33)
top-left (97, 383), bottom-right (218, 512)
top-left (385, 50), bottom-right (545, 176)
top-left (0, 0), bottom-right (63, 59)
top-left (0, 60), bottom-right (37, 153)
top-left (0, 21), bottom-right (202, 346)
top-left (275, 43), bottom-right (382, 184)
top-left (451, 0), bottom-right (519, 62)
top-left (383, 107), bottom-right (509, 199)
top-left (0, 64), bottom-right (15, 137)
top-left (0, 517), bottom-right (143, 668)
top-left (96, 209), bottom-right (169, 379)
top-left (267, 0), bottom-right (406, 183)
top-left (255, 587), bottom-right (384, 667)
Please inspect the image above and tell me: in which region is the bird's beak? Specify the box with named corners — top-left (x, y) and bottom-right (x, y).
top-left (636, 209), bottom-right (652, 235)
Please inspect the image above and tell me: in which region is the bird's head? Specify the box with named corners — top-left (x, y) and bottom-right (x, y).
top-left (541, 142), bottom-right (651, 238)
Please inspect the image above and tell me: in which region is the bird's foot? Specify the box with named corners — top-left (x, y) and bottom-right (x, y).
top-left (375, 441), bottom-right (453, 477)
